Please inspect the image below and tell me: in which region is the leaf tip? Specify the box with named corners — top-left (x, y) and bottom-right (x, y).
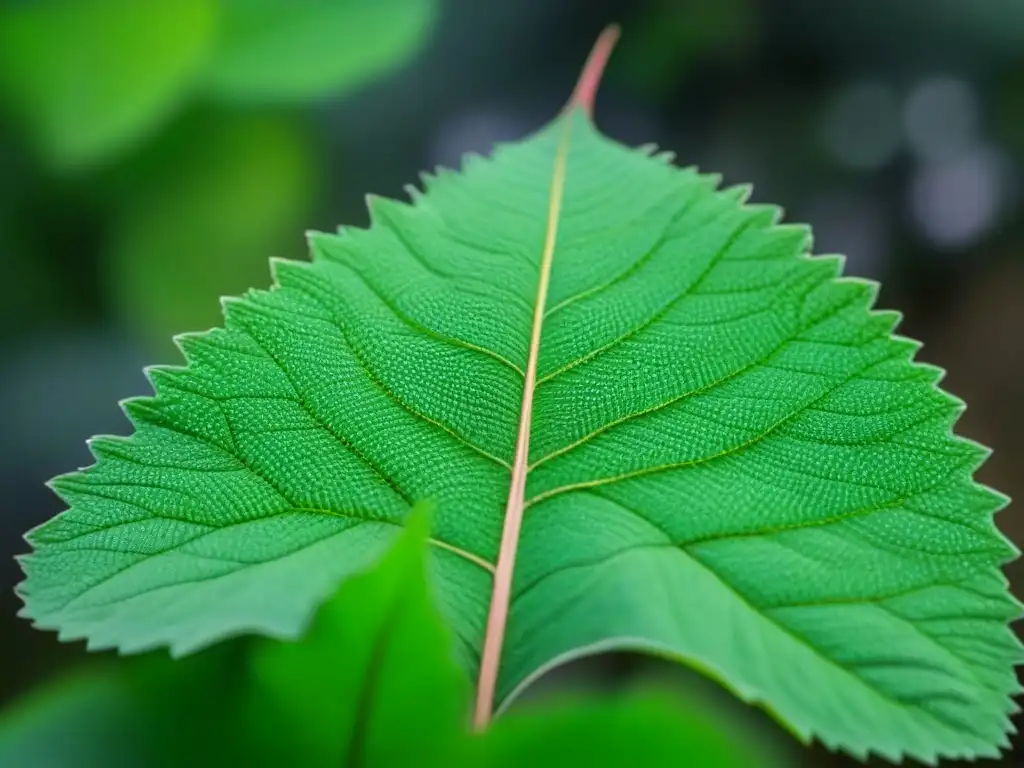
top-left (569, 23), bottom-right (621, 118)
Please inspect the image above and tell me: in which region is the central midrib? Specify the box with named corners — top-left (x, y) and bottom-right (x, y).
top-left (471, 25), bottom-right (621, 729)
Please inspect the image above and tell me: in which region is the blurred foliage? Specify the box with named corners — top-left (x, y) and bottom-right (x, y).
top-left (0, 647), bottom-right (248, 768)
top-left (617, 0), bottom-right (755, 99)
top-left (995, 67), bottom-right (1024, 157)
top-left (788, 0), bottom-right (1024, 69)
top-left (205, 0), bottom-right (435, 104)
top-left (0, 0), bottom-right (438, 708)
top-left (0, 0), bottom-right (435, 172)
top-left (1, 0), bottom-right (1023, 764)
top-left (105, 110), bottom-right (317, 347)
top-left (0, 0), bottom-right (435, 347)
top-left (0, 0), bottom-right (214, 171)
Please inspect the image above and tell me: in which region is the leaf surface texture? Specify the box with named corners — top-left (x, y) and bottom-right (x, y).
top-left (18, 106), bottom-right (1021, 761)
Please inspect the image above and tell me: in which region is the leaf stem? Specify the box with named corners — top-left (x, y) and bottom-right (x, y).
top-left (569, 24), bottom-right (620, 118)
top-left (472, 23), bottom-right (620, 730)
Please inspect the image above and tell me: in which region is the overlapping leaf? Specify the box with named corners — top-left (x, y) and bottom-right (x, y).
top-left (0, 0), bottom-right (434, 169)
top-left (17, 65), bottom-right (1021, 762)
top-left (0, 0), bottom-right (214, 169)
top-left (204, 0), bottom-right (436, 103)
top-left (4, 513), bottom-right (764, 767)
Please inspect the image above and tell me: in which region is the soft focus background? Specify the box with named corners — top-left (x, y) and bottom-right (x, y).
top-left (1, 0), bottom-right (1022, 764)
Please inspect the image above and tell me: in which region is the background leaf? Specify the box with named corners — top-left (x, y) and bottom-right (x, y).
top-left (104, 110), bottom-right (318, 349)
top-left (0, 0), bottom-right (215, 171)
top-left (0, 646), bottom-right (249, 768)
top-left (4, 511), bottom-right (769, 767)
top-left (203, 0), bottom-right (436, 104)
top-left (469, 691), bottom-right (774, 767)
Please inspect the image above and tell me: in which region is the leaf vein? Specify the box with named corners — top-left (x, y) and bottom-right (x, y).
top-left (542, 190), bottom-right (697, 319)
top-left (510, 536), bottom-right (996, 741)
top-left (529, 289), bottom-right (864, 470)
top-left (535, 214), bottom-right (758, 385)
top-left (286, 283), bottom-right (514, 470)
top-left (526, 345), bottom-right (906, 504)
top-left (239, 324), bottom-right (414, 505)
top-left (321, 259), bottom-right (525, 378)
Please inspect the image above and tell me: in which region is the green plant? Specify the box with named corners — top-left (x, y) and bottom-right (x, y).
top-left (8, 26), bottom-right (1021, 765)
top-left (0, 0), bottom-right (435, 171)
top-left (3, 509), bottom-right (768, 766)
top-left (0, 0), bottom-right (438, 355)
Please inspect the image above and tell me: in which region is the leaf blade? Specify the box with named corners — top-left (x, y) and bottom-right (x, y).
top-left (471, 689), bottom-right (777, 767)
top-left (17, 29), bottom-right (1021, 763)
top-left (247, 505), bottom-right (470, 766)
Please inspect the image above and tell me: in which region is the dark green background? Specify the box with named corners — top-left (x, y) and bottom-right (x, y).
top-left (2, 1), bottom-right (1022, 764)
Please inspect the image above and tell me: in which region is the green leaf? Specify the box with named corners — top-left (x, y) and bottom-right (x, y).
top-left (0, 647), bottom-right (251, 768)
top-left (0, 0), bottom-right (215, 170)
top-left (5, 511), bottom-right (768, 767)
top-left (616, 0), bottom-right (756, 99)
top-left (104, 110), bottom-right (318, 348)
top-left (3, 511), bottom-right (456, 768)
top-left (19, 30), bottom-right (1021, 763)
top-left (203, 0), bottom-right (436, 104)
top-left (469, 691), bottom-right (775, 767)
top-left (245, 504), bottom-right (468, 766)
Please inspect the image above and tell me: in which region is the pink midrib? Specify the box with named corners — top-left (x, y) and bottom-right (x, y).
top-left (471, 24), bottom-right (621, 730)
